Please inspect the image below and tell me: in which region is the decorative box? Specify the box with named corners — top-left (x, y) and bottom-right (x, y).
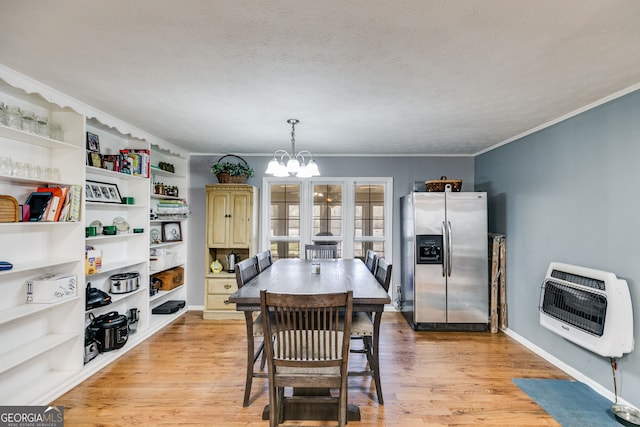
top-left (26, 273), bottom-right (77, 303)
top-left (86, 248), bottom-right (102, 275)
top-left (151, 266), bottom-right (184, 291)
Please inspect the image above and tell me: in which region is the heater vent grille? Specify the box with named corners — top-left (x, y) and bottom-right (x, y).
top-left (550, 269), bottom-right (606, 291)
top-left (541, 280), bottom-right (607, 336)
top-left (539, 262), bottom-right (634, 358)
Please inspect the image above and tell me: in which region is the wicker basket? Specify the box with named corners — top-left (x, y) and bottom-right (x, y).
top-left (212, 154), bottom-right (252, 184)
top-left (215, 172), bottom-right (248, 184)
top-left (425, 176), bottom-right (462, 192)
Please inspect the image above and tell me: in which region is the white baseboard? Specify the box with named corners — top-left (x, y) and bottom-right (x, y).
top-left (501, 327), bottom-right (637, 410)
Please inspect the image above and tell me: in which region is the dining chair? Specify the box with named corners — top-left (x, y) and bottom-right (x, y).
top-left (364, 249), bottom-right (378, 274)
top-left (256, 249), bottom-right (273, 272)
top-left (349, 257), bottom-right (392, 404)
top-left (260, 289), bottom-right (353, 427)
top-left (304, 244), bottom-right (338, 260)
top-left (234, 256), bottom-right (265, 407)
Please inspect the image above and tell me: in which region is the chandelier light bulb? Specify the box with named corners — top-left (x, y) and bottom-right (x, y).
top-left (265, 158), bottom-right (280, 174)
top-left (286, 158), bottom-right (300, 173)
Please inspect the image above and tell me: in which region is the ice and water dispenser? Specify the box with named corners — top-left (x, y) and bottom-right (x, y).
top-left (416, 235), bottom-right (443, 265)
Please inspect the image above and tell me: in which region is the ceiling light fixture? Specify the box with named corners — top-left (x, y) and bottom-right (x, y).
top-left (265, 119), bottom-right (320, 178)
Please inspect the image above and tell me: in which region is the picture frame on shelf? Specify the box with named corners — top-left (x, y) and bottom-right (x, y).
top-left (101, 155), bottom-right (117, 171)
top-left (85, 180), bottom-right (122, 204)
top-left (86, 132), bottom-right (100, 152)
top-left (162, 221), bottom-right (182, 242)
top-left (87, 151), bottom-right (102, 168)
top-left (150, 226), bottom-right (162, 244)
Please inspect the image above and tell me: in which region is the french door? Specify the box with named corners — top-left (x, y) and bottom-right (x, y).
top-left (262, 177), bottom-right (392, 260)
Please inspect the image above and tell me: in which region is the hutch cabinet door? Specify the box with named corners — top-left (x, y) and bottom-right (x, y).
top-left (206, 189), bottom-right (231, 247)
top-left (228, 190), bottom-right (252, 248)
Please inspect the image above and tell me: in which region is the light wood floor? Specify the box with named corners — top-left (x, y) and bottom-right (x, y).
top-left (55, 311), bottom-right (571, 426)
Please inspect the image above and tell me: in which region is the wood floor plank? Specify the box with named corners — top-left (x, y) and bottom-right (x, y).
top-left (54, 311), bottom-right (568, 426)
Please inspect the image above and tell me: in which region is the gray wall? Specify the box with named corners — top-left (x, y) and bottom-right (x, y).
top-left (188, 154), bottom-right (474, 307)
top-left (475, 89), bottom-right (640, 408)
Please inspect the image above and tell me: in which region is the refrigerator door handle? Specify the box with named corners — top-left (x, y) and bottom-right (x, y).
top-left (447, 221), bottom-right (452, 277)
top-left (441, 221), bottom-right (447, 277)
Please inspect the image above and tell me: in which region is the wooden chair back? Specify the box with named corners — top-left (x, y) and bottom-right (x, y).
top-left (260, 289), bottom-right (353, 426)
top-left (256, 250), bottom-right (273, 272)
top-left (304, 244), bottom-right (338, 260)
top-left (235, 256), bottom-right (259, 289)
top-left (364, 249), bottom-right (378, 274)
top-left (374, 258), bottom-right (392, 292)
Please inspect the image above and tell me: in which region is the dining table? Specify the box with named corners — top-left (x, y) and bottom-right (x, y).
top-left (228, 258), bottom-right (391, 421)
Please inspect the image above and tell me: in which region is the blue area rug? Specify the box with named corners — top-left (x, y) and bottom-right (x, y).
top-left (513, 379), bottom-right (620, 427)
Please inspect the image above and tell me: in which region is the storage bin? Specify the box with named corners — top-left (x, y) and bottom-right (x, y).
top-left (151, 266), bottom-right (184, 291)
top-left (150, 250), bottom-right (177, 271)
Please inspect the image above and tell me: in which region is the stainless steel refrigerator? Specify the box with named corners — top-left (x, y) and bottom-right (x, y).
top-left (400, 191), bottom-right (488, 331)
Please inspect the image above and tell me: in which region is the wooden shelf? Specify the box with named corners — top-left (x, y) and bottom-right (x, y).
top-left (0, 296), bottom-right (80, 326)
top-left (0, 333), bottom-right (78, 375)
top-left (86, 201), bottom-right (147, 210)
top-left (85, 259), bottom-right (147, 277)
top-left (0, 258), bottom-right (78, 277)
top-left (150, 166), bottom-right (186, 179)
top-left (86, 166), bottom-right (149, 181)
top-left (0, 124), bottom-right (79, 150)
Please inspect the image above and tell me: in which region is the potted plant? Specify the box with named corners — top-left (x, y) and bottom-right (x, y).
top-left (211, 154), bottom-right (254, 183)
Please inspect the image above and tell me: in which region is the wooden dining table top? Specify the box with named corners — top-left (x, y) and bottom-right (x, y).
top-left (228, 258), bottom-right (391, 309)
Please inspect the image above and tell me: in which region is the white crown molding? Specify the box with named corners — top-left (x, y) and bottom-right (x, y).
top-left (475, 82), bottom-right (640, 156)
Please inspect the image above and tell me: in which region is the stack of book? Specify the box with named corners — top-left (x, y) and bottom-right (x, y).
top-left (155, 199), bottom-right (189, 221)
top-left (22, 185), bottom-right (82, 222)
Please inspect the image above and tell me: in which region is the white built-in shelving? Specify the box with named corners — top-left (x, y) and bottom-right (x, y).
top-left (0, 67), bottom-right (189, 405)
top-left (148, 145), bottom-right (189, 317)
top-left (0, 77), bottom-right (85, 405)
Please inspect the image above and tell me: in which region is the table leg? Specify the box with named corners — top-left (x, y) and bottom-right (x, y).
top-left (371, 310), bottom-right (384, 404)
top-left (242, 311), bottom-right (254, 407)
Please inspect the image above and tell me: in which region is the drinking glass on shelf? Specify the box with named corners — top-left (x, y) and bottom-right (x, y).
top-left (21, 110), bottom-right (36, 133)
top-left (50, 124), bottom-right (64, 141)
top-left (36, 116), bottom-right (50, 137)
top-left (13, 161), bottom-right (28, 177)
top-left (29, 164), bottom-right (42, 179)
top-left (0, 103), bottom-right (6, 126)
top-left (45, 167), bottom-right (60, 181)
top-left (0, 157), bottom-right (11, 175)
top-left (5, 105), bottom-right (21, 129)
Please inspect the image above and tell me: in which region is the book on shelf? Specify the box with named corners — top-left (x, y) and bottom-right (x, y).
top-left (33, 185), bottom-right (80, 222)
top-left (67, 184), bottom-right (82, 222)
top-left (157, 200), bottom-right (187, 206)
top-left (37, 186), bottom-right (68, 222)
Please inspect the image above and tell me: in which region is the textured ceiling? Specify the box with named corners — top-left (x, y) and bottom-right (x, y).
top-left (1, 0), bottom-right (640, 155)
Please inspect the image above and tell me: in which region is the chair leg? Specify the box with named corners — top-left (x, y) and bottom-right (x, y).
top-left (339, 380), bottom-right (348, 427)
top-left (277, 387), bottom-right (285, 425)
top-left (268, 383), bottom-right (278, 427)
top-left (243, 312), bottom-right (254, 407)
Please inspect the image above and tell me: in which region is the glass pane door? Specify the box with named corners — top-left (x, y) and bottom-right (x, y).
top-left (269, 183), bottom-right (301, 259)
top-left (354, 183), bottom-right (386, 260)
top-left (312, 183), bottom-right (343, 257)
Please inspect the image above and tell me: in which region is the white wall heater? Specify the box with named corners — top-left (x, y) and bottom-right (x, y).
top-left (539, 262), bottom-right (634, 358)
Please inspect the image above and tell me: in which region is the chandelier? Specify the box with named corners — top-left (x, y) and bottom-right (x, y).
top-left (265, 119), bottom-right (320, 177)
